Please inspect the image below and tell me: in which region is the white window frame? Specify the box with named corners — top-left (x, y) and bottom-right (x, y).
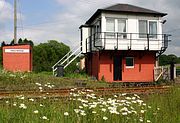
top-left (126, 57), bottom-right (134, 68)
top-left (149, 21), bottom-right (157, 39)
top-left (106, 17), bottom-right (127, 32)
top-left (106, 17), bottom-right (127, 39)
top-left (138, 20), bottom-right (158, 39)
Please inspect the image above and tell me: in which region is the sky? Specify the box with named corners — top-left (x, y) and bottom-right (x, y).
top-left (0, 0), bottom-right (180, 56)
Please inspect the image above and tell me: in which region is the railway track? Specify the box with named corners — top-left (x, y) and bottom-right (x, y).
top-left (0, 86), bottom-right (170, 99)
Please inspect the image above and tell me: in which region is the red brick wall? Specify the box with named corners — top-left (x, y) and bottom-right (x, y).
top-left (86, 51), bottom-right (156, 82)
top-left (98, 52), bottom-right (113, 81)
top-left (122, 52), bottom-right (155, 82)
top-left (2, 44), bottom-right (32, 72)
top-left (86, 52), bottom-right (99, 79)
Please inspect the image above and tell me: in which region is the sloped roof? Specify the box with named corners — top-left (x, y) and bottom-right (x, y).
top-left (85, 4), bottom-right (167, 24)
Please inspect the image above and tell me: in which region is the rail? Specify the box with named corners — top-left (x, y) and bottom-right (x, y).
top-left (85, 32), bottom-right (171, 52)
top-left (0, 86), bottom-right (170, 99)
top-left (52, 44), bottom-right (82, 76)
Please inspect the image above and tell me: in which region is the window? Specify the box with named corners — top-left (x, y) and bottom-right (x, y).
top-left (149, 21), bottom-right (157, 38)
top-left (118, 19), bottom-right (127, 38)
top-left (139, 20), bottom-right (147, 38)
top-left (106, 18), bottom-right (115, 32)
top-left (139, 20), bottom-right (158, 38)
top-left (126, 57), bottom-right (134, 68)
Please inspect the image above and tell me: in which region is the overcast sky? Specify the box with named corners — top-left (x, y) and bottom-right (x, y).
top-left (0, 0), bottom-right (180, 56)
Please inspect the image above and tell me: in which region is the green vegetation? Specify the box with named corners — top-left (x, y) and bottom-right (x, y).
top-left (146, 87), bottom-right (180, 123)
top-left (0, 83), bottom-right (179, 123)
top-left (159, 54), bottom-right (180, 66)
top-left (0, 71), bottom-right (109, 91)
top-left (33, 40), bottom-right (70, 72)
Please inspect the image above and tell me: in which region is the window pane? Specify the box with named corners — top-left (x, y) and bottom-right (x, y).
top-left (118, 19), bottom-right (126, 39)
top-left (139, 20), bottom-right (147, 38)
top-left (149, 21), bottom-right (157, 38)
top-left (126, 57), bottom-right (134, 67)
top-left (106, 18), bottom-right (115, 32)
top-left (118, 19), bottom-right (126, 32)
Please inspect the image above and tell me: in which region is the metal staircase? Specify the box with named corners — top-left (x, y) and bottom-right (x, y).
top-left (52, 45), bottom-right (82, 76)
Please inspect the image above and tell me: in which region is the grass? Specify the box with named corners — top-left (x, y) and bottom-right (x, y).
top-left (0, 86), bottom-right (180, 123)
top-left (145, 87), bottom-right (180, 123)
top-left (0, 70), bottom-right (110, 91)
top-left (0, 70), bottom-right (180, 122)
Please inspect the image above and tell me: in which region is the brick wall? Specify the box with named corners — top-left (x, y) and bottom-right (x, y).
top-left (2, 44), bottom-right (32, 72)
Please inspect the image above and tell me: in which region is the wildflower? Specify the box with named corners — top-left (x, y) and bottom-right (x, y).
top-left (64, 112), bottom-right (69, 116)
top-left (139, 118), bottom-right (143, 122)
top-left (132, 97), bottom-right (136, 100)
top-left (101, 108), bottom-right (106, 112)
top-left (48, 85), bottom-right (52, 88)
top-left (19, 103), bottom-right (27, 109)
top-left (34, 110), bottom-right (39, 114)
top-left (157, 107), bottom-right (160, 110)
top-left (147, 120), bottom-right (151, 123)
top-left (134, 94), bottom-right (140, 98)
top-left (74, 109), bottom-right (80, 114)
top-left (80, 112), bottom-right (86, 116)
top-left (89, 104), bottom-right (96, 109)
top-left (5, 101), bottom-right (9, 104)
top-left (41, 116), bottom-right (49, 120)
top-left (82, 103), bottom-right (88, 107)
top-left (92, 111), bottom-right (96, 114)
top-left (79, 106), bottom-right (83, 109)
top-left (19, 96), bottom-right (25, 100)
top-left (103, 116), bottom-right (108, 120)
top-left (13, 102), bottom-right (17, 106)
top-left (40, 104), bottom-right (44, 107)
top-left (120, 107), bottom-right (128, 112)
top-left (114, 95), bottom-right (118, 98)
top-left (148, 106), bottom-right (152, 109)
top-left (29, 98), bottom-right (34, 102)
top-left (140, 110), bottom-right (145, 113)
top-left (132, 100), bottom-right (137, 103)
top-left (121, 93), bottom-right (127, 96)
top-left (35, 83), bottom-right (41, 86)
top-left (39, 87), bottom-right (43, 90)
top-left (86, 89), bottom-right (93, 92)
top-left (122, 112), bottom-right (128, 115)
top-left (126, 97), bottom-right (131, 100)
top-left (43, 97), bottom-right (47, 99)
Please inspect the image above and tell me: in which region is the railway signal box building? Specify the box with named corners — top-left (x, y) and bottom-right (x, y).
top-left (80, 4), bottom-right (170, 82)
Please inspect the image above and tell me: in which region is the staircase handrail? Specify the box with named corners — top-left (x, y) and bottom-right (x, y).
top-left (60, 46), bottom-right (82, 65)
top-left (64, 51), bottom-right (83, 68)
top-left (52, 44), bottom-right (80, 69)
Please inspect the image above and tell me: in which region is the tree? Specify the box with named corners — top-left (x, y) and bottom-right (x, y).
top-left (33, 40), bottom-right (70, 72)
top-left (18, 38), bottom-right (34, 46)
top-left (159, 54), bottom-right (180, 66)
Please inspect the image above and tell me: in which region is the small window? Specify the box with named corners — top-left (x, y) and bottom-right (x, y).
top-left (139, 20), bottom-right (148, 38)
top-left (126, 57), bottom-right (134, 68)
top-left (118, 19), bottom-right (127, 39)
top-left (106, 18), bottom-right (115, 32)
top-left (106, 18), bottom-right (115, 38)
top-left (149, 21), bottom-right (157, 38)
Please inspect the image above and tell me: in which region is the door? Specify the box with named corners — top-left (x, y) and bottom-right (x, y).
top-left (114, 56), bottom-right (122, 81)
